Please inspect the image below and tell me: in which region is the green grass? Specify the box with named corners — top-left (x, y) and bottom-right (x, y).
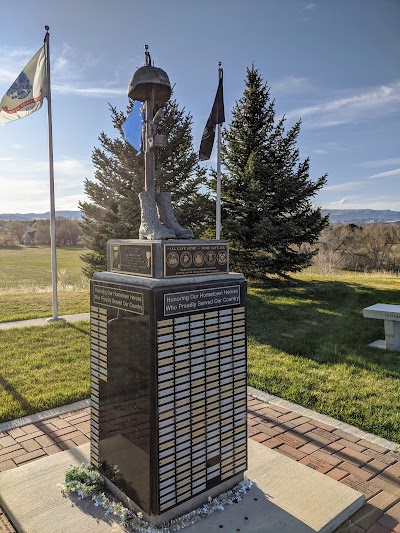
top-left (0, 322), bottom-right (90, 423)
top-left (248, 270), bottom-right (400, 443)
top-left (0, 246), bottom-right (89, 322)
top-left (0, 246), bottom-right (86, 289)
top-left (0, 291), bottom-right (89, 323)
top-left (0, 248), bottom-right (399, 443)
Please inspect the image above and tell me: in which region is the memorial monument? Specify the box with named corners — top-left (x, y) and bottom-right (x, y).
top-left (89, 47), bottom-right (247, 525)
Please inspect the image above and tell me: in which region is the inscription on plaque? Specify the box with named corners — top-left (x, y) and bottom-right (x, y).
top-left (164, 243), bottom-right (228, 277)
top-left (110, 243), bottom-right (153, 277)
top-left (164, 285), bottom-right (240, 316)
top-left (92, 282), bottom-right (144, 315)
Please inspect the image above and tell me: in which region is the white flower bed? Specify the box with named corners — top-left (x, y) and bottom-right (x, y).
top-left (62, 463), bottom-right (252, 532)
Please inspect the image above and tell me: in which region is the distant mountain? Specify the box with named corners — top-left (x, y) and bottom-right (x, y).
top-left (1, 209), bottom-right (399, 224)
top-left (0, 210), bottom-right (81, 221)
top-left (321, 209), bottom-right (400, 224)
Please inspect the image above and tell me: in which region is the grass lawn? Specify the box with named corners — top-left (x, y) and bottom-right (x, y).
top-left (0, 290), bottom-right (89, 323)
top-left (0, 246), bottom-right (89, 322)
top-left (0, 246), bottom-right (86, 289)
top-left (0, 322), bottom-right (90, 423)
top-left (0, 247), bottom-right (399, 443)
top-left (248, 270), bottom-right (400, 443)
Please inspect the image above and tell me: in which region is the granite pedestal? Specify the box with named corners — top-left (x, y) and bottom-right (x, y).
top-left (90, 239), bottom-right (248, 524)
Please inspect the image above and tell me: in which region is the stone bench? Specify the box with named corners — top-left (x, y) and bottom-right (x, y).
top-left (363, 303), bottom-right (400, 351)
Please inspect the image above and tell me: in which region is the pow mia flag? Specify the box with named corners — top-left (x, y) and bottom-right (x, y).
top-left (199, 71), bottom-right (225, 161)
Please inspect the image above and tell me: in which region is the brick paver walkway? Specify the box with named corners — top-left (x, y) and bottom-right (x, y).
top-left (0, 397), bottom-right (399, 532)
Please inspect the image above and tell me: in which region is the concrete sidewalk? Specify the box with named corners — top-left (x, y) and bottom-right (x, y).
top-left (0, 391), bottom-right (399, 532)
top-left (0, 313), bottom-right (90, 330)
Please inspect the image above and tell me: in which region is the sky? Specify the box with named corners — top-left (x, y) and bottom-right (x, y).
top-left (0, 0), bottom-right (399, 214)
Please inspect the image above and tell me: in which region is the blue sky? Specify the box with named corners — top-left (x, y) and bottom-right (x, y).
top-left (0, 0), bottom-right (399, 213)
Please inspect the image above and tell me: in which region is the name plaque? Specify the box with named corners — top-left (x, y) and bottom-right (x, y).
top-left (92, 282), bottom-right (144, 315)
top-left (110, 243), bottom-right (153, 277)
top-left (164, 285), bottom-right (240, 316)
top-left (164, 243), bottom-right (228, 278)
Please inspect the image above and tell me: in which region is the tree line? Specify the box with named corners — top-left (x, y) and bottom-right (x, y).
top-left (0, 218), bottom-right (81, 247)
top-left (80, 65), bottom-right (328, 278)
top-left (311, 223), bottom-right (400, 273)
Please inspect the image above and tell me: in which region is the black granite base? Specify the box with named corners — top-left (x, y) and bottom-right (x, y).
top-left (90, 272), bottom-right (247, 520)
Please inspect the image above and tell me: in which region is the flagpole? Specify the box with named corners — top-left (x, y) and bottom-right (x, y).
top-left (44, 26), bottom-right (61, 322)
top-left (216, 62), bottom-right (223, 240)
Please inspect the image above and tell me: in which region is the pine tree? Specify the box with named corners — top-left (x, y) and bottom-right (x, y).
top-left (220, 66), bottom-right (328, 277)
top-left (80, 99), bottom-right (212, 277)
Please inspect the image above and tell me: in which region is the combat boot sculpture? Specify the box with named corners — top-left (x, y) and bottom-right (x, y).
top-left (156, 191), bottom-right (194, 239)
top-left (139, 191), bottom-right (175, 240)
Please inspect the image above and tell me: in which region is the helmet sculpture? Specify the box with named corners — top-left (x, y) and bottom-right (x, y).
top-left (128, 65), bottom-right (172, 109)
top-left (131, 46), bottom-right (193, 240)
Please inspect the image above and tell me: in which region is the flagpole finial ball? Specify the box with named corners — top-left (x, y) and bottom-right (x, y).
top-left (45, 25), bottom-right (49, 31)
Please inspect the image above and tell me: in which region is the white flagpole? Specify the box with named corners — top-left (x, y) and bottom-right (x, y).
top-left (44, 26), bottom-right (61, 322)
top-left (216, 62), bottom-right (223, 240)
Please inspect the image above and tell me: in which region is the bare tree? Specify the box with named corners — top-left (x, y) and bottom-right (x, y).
top-left (312, 223), bottom-right (400, 272)
top-left (56, 218), bottom-right (81, 246)
top-left (6, 221), bottom-right (28, 244)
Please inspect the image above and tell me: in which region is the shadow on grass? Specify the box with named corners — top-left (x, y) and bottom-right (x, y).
top-left (65, 322), bottom-right (90, 336)
top-left (0, 374), bottom-right (33, 414)
top-left (248, 277), bottom-right (400, 375)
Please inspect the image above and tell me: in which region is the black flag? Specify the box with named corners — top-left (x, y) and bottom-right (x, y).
top-left (199, 73), bottom-right (225, 161)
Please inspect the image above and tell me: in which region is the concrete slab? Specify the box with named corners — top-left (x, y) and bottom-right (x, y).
top-left (0, 440), bottom-right (364, 533)
top-left (368, 339), bottom-right (386, 349)
top-left (186, 439), bottom-right (364, 533)
top-left (0, 443), bottom-right (124, 533)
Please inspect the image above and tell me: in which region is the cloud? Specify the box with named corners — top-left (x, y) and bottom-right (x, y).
top-left (26, 157), bottom-right (93, 179)
top-left (273, 76), bottom-right (313, 94)
top-left (52, 43), bottom-right (104, 81)
top-left (357, 157), bottom-right (400, 168)
top-left (0, 44), bottom-right (125, 99)
top-left (0, 157), bottom-right (92, 211)
top-left (304, 3), bottom-right (316, 9)
top-left (325, 197), bottom-right (400, 210)
top-left (324, 180), bottom-right (365, 192)
top-left (286, 80), bottom-right (400, 128)
top-left (0, 46), bottom-right (35, 85)
top-left (11, 144), bottom-right (24, 149)
top-left (52, 84), bottom-right (125, 97)
top-left (312, 149), bottom-right (328, 155)
top-left (367, 168), bottom-right (400, 179)
top-left (337, 198), bottom-right (347, 204)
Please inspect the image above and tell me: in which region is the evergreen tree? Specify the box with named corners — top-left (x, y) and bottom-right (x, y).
top-left (80, 99), bottom-right (212, 277)
top-left (220, 66), bottom-right (328, 277)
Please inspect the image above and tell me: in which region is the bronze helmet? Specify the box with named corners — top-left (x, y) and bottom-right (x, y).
top-left (128, 65), bottom-right (172, 107)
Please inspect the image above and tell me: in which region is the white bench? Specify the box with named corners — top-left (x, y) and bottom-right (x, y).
top-left (363, 303), bottom-right (400, 351)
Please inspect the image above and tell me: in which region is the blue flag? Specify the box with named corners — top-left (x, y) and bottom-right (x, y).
top-left (122, 100), bottom-right (144, 153)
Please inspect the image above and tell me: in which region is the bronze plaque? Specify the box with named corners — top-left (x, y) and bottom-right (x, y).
top-left (164, 243), bottom-right (228, 278)
top-left (110, 243), bottom-right (153, 277)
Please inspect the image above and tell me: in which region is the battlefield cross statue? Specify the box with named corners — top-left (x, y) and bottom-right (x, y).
top-left (128, 46), bottom-right (193, 240)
